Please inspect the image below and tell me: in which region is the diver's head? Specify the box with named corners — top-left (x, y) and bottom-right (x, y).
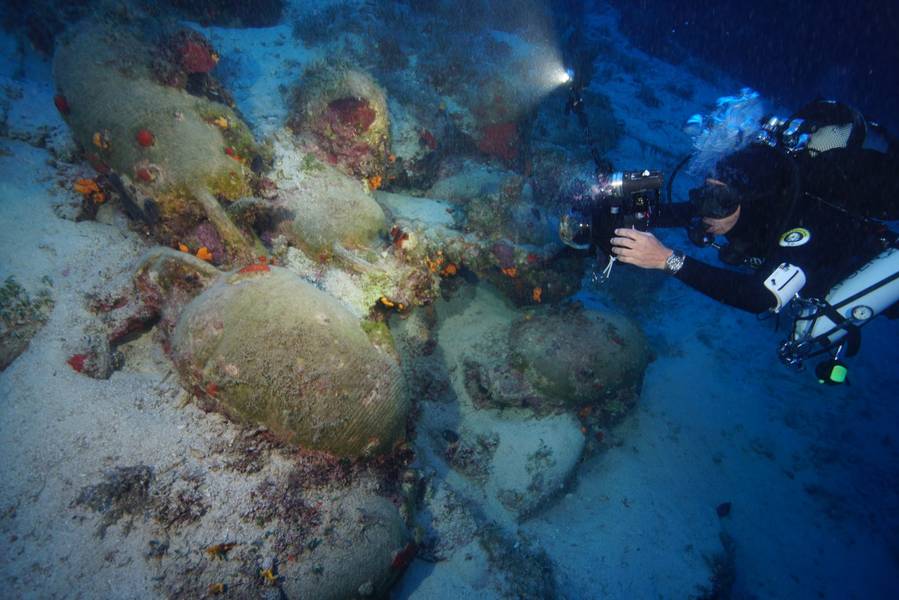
top-left (703, 204), bottom-right (741, 235)
top-left (688, 143), bottom-right (791, 236)
top-left (689, 178), bottom-right (742, 235)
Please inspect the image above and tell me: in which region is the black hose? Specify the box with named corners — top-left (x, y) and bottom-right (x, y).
top-left (666, 153), bottom-right (692, 205)
top-left (762, 147), bottom-right (803, 264)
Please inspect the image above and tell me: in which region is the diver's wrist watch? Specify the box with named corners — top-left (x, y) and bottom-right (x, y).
top-left (663, 249), bottom-right (685, 275)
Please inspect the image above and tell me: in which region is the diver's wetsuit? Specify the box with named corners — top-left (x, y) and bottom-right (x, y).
top-left (661, 196), bottom-right (889, 313)
top-left (609, 143), bottom-right (899, 314)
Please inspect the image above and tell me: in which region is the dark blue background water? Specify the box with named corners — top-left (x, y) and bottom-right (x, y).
top-left (610, 0), bottom-right (899, 131)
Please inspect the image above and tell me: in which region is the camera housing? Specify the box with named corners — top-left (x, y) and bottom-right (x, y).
top-left (559, 170), bottom-right (663, 252)
top-left (593, 170), bottom-right (663, 254)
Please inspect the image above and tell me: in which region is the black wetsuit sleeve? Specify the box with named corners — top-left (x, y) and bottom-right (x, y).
top-left (674, 256), bottom-right (775, 313)
top-left (653, 202), bottom-right (694, 228)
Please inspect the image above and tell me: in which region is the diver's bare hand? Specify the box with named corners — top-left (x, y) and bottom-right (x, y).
top-left (610, 228), bottom-right (672, 270)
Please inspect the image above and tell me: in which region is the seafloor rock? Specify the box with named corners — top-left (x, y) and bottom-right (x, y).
top-left (531, 86), bottom-right (623, 173)
top-left (376, 190), bottom-right (582, 306)
top-left (277, 482), bottom-right (412, 599)
top-left (267, 134), bottom-right (387, 254)
top-left (465, 303), bottom-right (651, 417)
top-left (395, 283), bottom-right (589, 522)
top-left (225, 134), bottom-right (444, 318)
top-left (462, 175), bottom-right (557, 246)
top-left (510, 304), bottom-right (651, 411)
top-left (276, 242), bottom-right (440, 320)
top-left (0, 276), bottom-right (53, 371)
top-left (435, 413), bottom-right (585, 521)
top-left (289, 65), bottom-right (389, 180)
top-left (485, 413), bottom-right (584, 519)
top-left (427, 158), bottom-right (511, 204)
top-left (278, 167), bottom-right (386, 255)
top-left (74, 442), bottom-right (414, 599)
top-left (382, 97), bottom-right (445, 192)
top-left (396, 476), bottom-right (559, 597)
top-left (53, 21), bottom-right (260, 264)
top-left (169, 266), bottom-right (409, 457)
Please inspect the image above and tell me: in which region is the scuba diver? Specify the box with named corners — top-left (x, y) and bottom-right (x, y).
top-left (561, 92), bottom-right (899, 384)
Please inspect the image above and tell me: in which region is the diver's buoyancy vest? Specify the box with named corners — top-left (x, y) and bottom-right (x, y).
top-left (773, 100), bottom-right (899, 221)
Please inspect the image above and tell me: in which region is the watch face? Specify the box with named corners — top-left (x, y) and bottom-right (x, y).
top-left (665, 251), bottom-right (684, 273)
top-left (851, 305), bottom-right (874, 321)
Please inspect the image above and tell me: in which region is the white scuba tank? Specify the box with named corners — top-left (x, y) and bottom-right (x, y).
top-left (792, 246), bottom-right (899, 344)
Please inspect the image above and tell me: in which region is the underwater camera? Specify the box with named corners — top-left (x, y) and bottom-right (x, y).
top-left (560, 170), bottom-right (663, 253)
top-left (558, 65), bottom-right (662, 252)
top-left (595, 170), bottom-right (663, 225)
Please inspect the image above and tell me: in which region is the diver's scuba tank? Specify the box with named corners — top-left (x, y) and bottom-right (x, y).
top-left (779, 243), bottom-right (899, 382)
top-left (790, 246), bottom-right (899, 346)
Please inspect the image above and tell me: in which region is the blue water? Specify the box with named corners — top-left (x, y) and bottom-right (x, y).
top-left (609, 0), bottom-right (899, 133)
